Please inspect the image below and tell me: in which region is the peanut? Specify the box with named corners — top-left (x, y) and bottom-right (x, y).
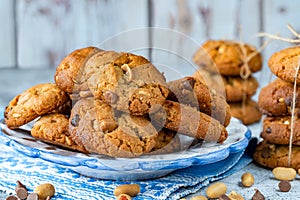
top-left (241, 172), bottom-right (254, 187)
top-left (272, 167), bottom-right (296, 181)
top-left (33, 183), bottom-right (55, 200)
top-left (190, 196), bottom-right (208, 200)
top-left (114, 184), bottom-right (140, 197)
top-left (228, 191), bottom-right (244, 200)
top-left (206, 182), bottom-right (227, 198)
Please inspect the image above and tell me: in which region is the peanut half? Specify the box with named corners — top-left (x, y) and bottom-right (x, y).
top-left (206, 182), bottom-right (227, 198)
top-left (114, 184), bottom-right (140, 197)
top-left (272, 167), bottom-right (296, 181)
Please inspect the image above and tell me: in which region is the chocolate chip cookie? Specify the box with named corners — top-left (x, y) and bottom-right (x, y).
top-left (167, 76), bottom-right (231, 127)
top-left (261, 116), bottom-right (300, 146)
top-left (193, 40), bottom-right (262, 76)
top-left (70, 98), bottom-right (179, 157)
top-left (54, 46), bottom-right (101, 94)
top-left (268, 46), bottom-right (300, 84)
top-left (31, 113), bottom-right (87, 152)
top-left (193, 69), bottom-right (259, 102)
top-left (229, 99), bottom-right (262, 125)
top-left (84, 51), bottom-right (169, 116)
top-left (253, 140), bottom-right (300, 169)
top-left (5, 83), bottom-right (70, 129)
top-left (258, 78), bottom-right (300, 116)
top-left (150, 100), bottom-right (228, 143)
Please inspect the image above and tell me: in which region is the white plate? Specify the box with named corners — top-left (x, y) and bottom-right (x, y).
top-left (0, 118), bottom-right (251, 180)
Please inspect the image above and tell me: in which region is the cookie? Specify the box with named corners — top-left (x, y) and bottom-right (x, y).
top-left (54, 46), bottom-right (101, 94)
top-left (70, 98), bottom-right (179, 157)
top-left (193, 70), bottom-right (259, 102)
top-left (31, 113), bottom-right (87, 152)
top-left (84, 51), bottom-right (169, 116)
top-left (193, 40), bottom-right (262, 76)
top-left (4, 83), bottom-right (70, 129)
top-left (258, 78), bottom-right (300, 116)
top-left (268, 46), bottom-right (300, 84)
top-left (229, 99), bottom-right (262, 125)
top-left (253, 140), bottom-right (300, 169)
top-left (167, 76), bottom-right (231, 127)
top-left (261, 116), bottom-right (300, 146)
top-left (150, 100), bottom-right (228, 143)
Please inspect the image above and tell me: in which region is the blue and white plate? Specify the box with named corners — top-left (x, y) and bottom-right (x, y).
top-left (0, 118), bottom-right (251, 180)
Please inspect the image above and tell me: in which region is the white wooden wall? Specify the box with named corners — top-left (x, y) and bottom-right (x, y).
top-left (1, 0), bottom-right (300, 75)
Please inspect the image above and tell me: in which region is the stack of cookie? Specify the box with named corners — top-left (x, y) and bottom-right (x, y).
top-left (254, 46), bottom-right (300, 169)
top-left (193, 40), bottom-right (263, 125)
top-left (4, 47), bottom-right (231, 158)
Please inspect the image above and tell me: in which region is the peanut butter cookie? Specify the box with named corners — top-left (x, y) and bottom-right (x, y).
top-left (54, 46), bottom-right (101, 94)
top-left (193, 40), bottom-right (262, 76)
top-left (31, 113), bottom-right (87, 152)
top-left (150, 100), bottom-right (228, 143)
top-left (5, 83), bottom-right (70, 129)
top-left (167, 76), bottom-right (231, 127)
top-left (84, 51), bottom-right (169, 116)
top-left (229, 99), bottom-right (262, 125)
top-left (261, 116), bottom-right (300, 146)
top-left (258, 78), bottom-right (300, 116)
top-left (268, 46), bottom-right (300, 84)
top-left (69, 98), bottom-right (179, 157)
top-left (253, 140), bottom-right (300, 169)
top-left (193, 69), bottom-right (258, 102)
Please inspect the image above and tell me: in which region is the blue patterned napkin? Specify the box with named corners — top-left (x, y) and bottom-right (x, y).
top-left (0, 109), bottom-right (254, 200)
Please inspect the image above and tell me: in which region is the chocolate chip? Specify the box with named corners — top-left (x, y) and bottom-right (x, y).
top-left (279, 180), bottom-right (291, 192)
top-left (261, 147), bottom-right (271, 158)
top-left (252, 189), bottom-right (265, 200)
top-left (219, 194), bottom-right (230, 200)
top-left (266, 127), bottom-right (272, 133)
top-left (27, 193), bottom-right (39, 200)
top-left (71, 114), bottom-right (80, 127)
top-left (104, 91), bottom-right (118, 104)
top-left (5, 196), bottom-right (18, 200)
top-left (285, 97), bottom-right (292, 106)
top-left (15, 180), bottom-right (28, 199)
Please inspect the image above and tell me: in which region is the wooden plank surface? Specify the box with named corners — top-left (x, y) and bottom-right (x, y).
top-left (150, 0), bottom-right (261, 81)
top-left (256, 0), bottom-right (300, 90)
top-left (0, 0), bottom-right (15, 68)
top-left (16, 0), bottom-right (148, 68)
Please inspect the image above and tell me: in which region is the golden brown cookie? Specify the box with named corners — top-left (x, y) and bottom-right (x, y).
top-left (268, 46), bottom-right (300, 84)
top-left (253, 140), bottom-right (300, 169)
top-left (193, 70), bottom-right (258, 102)
top-left (69, 98), bottom-right (179, 157)
top-left (258, 78), bottom-right (300, 116)
top-left (167, 76), bottom-right (231, 127)
top-left (150, 100), bottom-right (228, 143)
top-left (84, 51), bottom-right (169, 116)
top-left (54, 46), bottom-right (101, 94)
top-left (5, 83), bottom-right (70, 129)
top-left (229, 99), bottom-right (262, 125)
top-left (31, 113), bottom-right (87, 152)
top-left (222, 75), bottom-right (259, 102)
top-left (261, 116), bottom-right (300, 146)
top-left (193, 40), bottom-right (262, 76)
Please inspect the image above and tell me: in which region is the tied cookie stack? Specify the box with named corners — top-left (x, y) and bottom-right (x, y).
top-left (4, 47), bottom-right (231, 158)
top-left (193, 40), bottom-right (263, 125)
top-left (254, 46), bottom-right (300, 169)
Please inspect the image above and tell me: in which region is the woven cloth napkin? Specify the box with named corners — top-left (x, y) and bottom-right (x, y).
top-left (0, 110), bottom-right (254, 200)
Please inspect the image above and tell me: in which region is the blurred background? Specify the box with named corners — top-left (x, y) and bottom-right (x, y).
top-left (1, 0), bottom-right (300, 105)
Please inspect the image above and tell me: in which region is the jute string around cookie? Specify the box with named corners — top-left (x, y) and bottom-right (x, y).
top-left (258, 24), bottom-right (300, 167)
top-left (238, 39), bottom-right (271, 119)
